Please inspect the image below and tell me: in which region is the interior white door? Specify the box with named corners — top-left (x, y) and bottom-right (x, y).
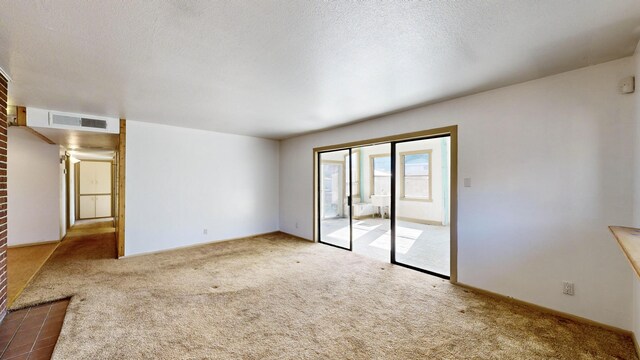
top-left (79, 195), bottom-right (96, 219)
top-left (94, 163), bottom-right (112, 194)
top-left (79, 162), bottom-right (98, 194)
top-left (78, 161), bottom-right (113, 219)
top-left (95, 195), bottom-right (112, 217)
top-left (79, 161), bottom-right (112, 194)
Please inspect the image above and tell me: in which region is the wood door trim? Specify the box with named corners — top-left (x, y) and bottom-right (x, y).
top-left (117, 119), bottom-right (126, 258)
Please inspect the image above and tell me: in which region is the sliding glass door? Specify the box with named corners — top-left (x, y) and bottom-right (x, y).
top-left (318, 149), bottom-right (352, 249)
top-left (351, 144), bottom-right (391, 262)
top-left (392, 136), bottom-right (451, 278)
top-left (316, 132), bottom-right (453, 279)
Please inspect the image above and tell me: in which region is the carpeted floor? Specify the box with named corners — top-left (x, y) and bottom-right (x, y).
top-left (10, 230), bottom-right (637, 359)
top-left (65, 218), bottom-right (116, 238)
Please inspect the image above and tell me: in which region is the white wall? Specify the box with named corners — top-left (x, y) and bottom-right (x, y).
top-left (280, 57), bottom-right (636, 330)
top-left (8, 128), bottom-right (61, 246)
top-left (124, 121), bottom-right (279, 256)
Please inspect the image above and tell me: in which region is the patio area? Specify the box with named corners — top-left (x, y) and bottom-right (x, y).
top-left (320, 217), bottom-right (450, 276)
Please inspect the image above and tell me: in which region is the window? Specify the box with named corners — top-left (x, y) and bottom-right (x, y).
top-left (345, 151), bottom-right (360, 198)
top-left (401, 150), bottom-right (432, 201)
top-left (320, 161), bottom-right (344, 218)
top-left (369, 154), bottom-right (391, 195)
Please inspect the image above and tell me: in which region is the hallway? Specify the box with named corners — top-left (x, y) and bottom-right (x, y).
top-left (65, 218), bottom-right (116, 239)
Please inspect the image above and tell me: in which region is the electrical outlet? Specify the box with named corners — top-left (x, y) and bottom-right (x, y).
top-left (203, 228), bottom-right (208, 235)
top-left (295, 222), bottom-right (299, 229)
top-left (562, 281), bottom-right (574, 296)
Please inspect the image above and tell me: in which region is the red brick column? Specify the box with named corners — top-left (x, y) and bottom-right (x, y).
top-left (0, 73), bottom-right (8, 319)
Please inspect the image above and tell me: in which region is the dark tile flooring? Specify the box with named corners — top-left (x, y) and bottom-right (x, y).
top-left (0, 299), bottom-right (69, 360)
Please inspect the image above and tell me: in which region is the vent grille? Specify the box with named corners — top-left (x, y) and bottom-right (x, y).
top-left (51, 114), bottom-right (81, 126)
top-left (50, 114), bottom-right (107, 129)
top-left (81, 118), bottom-right (107, 129)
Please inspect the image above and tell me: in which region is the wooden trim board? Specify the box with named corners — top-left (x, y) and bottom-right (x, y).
top-left (609, 226), bottom-right (640, 279)
top-left (74, 162), bottom-right (80, 221)
top-left (65, 154), bottom-right (71, 230)
top-left (450, 126), bottom-right (458, 283)
top-left (608, 226), bottom-right (640, 358)
top-left (313, 126), bottom-right (458, 152)
top-left (16, 106), bottom-right (26, 126)
top-left (117, 119), bottom-right (126, 258)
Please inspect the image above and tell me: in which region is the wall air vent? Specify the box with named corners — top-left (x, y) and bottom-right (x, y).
top-left (27, 108), bottom-right (120, 134)
top-left (50, 114), bottom-right (81, 126)
top-left (80, 118), bottom-right (108, 129)
top-left (50, 114), bottom-right (108, 129)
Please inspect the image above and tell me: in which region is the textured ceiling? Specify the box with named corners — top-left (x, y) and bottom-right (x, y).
top-left (1, 1), bottom-right (639, 139)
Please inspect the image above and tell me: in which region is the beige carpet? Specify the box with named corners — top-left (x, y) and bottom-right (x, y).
top-left (10, 231), bottom-right (637, 359)
top-left (65, 218), bottom-right (116, 238)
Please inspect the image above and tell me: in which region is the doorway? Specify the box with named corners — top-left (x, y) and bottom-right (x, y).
top-left (65, 150), bottom-right (117, 238)
top-left (315, 127), bottom-right (457, 280)
top-left (76, 160), bottom-right (113, 220)
top-left (319, 149), bottom-right (350, 249)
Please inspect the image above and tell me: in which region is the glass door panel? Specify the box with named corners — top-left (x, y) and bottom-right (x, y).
top-left (393, 136), bottom-right (451, 278)
top-left (350, 144), bottom-right (391, 262)
top-left (319, 149), bottom-right (351, 249)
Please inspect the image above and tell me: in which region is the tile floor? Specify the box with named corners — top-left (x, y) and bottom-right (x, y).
top-left (320, 217), bottom-right (451, 276)
top-left (0, 299), bottom-right (69, 360)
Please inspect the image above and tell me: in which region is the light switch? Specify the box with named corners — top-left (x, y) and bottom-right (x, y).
top-left (464, 178), bottom-right (471, 187)
top-left (619, 76), bottom-right (635, 94)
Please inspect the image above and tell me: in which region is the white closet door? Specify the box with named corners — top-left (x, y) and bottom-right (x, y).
top-left (94, 163), bottom-right (112, 194)
top-left (79, 196), bottom-right (96, 218)
top-left (79, 162), bottom-right (98, 194)
top-left (95, 195), bottom-right (112, 217)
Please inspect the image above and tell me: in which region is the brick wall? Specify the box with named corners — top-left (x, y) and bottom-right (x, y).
top-left (0, 74), bottom-right (7, 320)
